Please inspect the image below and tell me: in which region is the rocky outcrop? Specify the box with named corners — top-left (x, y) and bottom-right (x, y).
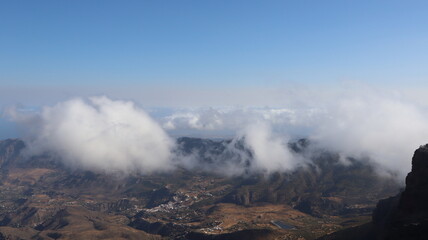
top-left (398, 144), bottom-right (428, 218)
top-left (375, 144), bottom-right (428, 239)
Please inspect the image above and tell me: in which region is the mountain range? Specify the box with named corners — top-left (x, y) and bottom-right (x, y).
top-left (0, 137), bottom-right (408, 240)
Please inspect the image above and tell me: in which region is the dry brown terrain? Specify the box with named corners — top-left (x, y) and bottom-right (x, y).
top-left (0, 138), bottom-right (399, 240)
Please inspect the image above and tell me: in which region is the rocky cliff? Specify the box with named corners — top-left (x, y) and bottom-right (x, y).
top-left (374, 144), bottom-right (428, 239)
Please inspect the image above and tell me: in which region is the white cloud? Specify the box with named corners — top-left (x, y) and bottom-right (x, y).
top-left (10, 97), bottom-right (174, 174)
top-left (238, 122), bottom-right (298, 173)
top-left (312, 95), bottom-right (428, 177)
top-left (7, 85), bottom-right (428, 179)
top-left (157, 89), bottom-right (428, 178)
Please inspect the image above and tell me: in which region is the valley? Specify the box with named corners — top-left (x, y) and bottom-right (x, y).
top-left (0, 138), bottom-right (400, 240)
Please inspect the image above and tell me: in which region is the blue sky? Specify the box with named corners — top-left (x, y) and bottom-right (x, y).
top-left (2, 0), bottom-right (428, 174)
top-left (1, 1), bottom-right (428, 139)
top-left (1, 0), bottom-right (428, 89)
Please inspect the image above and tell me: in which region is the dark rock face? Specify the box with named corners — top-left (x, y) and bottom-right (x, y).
top-left (400, 145), bottom-right (428, 216)
top-left (371, 195), bottom-right (400, 231)
top-left (379, 144), bottom-right (428, 239)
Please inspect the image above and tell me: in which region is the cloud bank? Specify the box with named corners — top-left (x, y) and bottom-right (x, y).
top-left (7, 88), bottom-right (428, 179)
top-left (312, 95), bottom-right (428, 176)
top-left (157, 91), bottom-right (428, 178)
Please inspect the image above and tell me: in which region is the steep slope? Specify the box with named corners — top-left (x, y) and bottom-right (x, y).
top-left (373, 144), bottom-right (428, 239)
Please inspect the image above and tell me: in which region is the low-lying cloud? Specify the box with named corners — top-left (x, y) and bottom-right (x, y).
top-left (157, 91), bottom-right (428, 178)
top-left (312, 95), bottom-right (428, 176)
top-left (6, 89), bottom-right (428, 179)
top-left (238, 122), bottom-right (298, 173)
top-left (9, 97), bottom-right (174, 174)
